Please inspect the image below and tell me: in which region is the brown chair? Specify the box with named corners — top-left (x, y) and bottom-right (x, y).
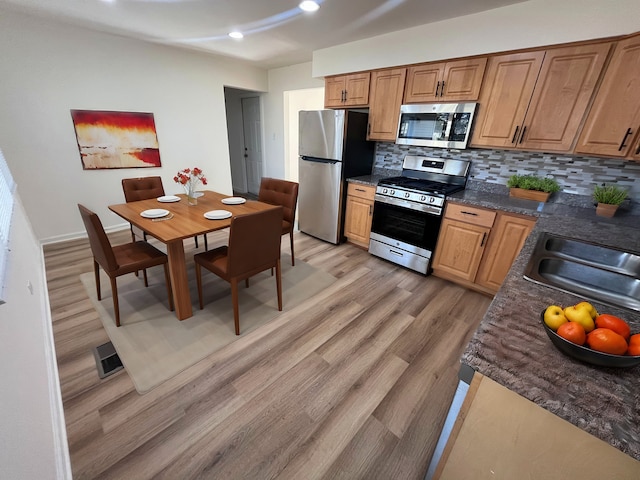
top-left (258, 177), bottom-right (299, 266)
top-left (78, 204), bottom-right (174, 327)
top-left (122, 176), bottom-right (206, 249)
top-left (194, 206), bottom-right (283, 335)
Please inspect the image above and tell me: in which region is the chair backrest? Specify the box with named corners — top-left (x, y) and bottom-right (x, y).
top-left (78, 204), bottom-right (119, 272)
top-left (258, 177), bottom-right (299, 224)
top-left (122, 176), bottom-right (165, 202)
top-left (227, 207), bottom-right (283, 277)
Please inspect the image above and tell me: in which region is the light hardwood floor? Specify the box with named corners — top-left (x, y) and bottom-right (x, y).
top-left (45, 229), bottom-right (492, 479)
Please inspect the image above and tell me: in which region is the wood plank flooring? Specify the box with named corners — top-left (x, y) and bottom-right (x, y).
top-left (44, 229), bottom-right (492, 479)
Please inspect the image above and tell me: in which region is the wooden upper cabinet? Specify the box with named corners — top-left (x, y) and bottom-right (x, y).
top-left (575, 35), bottom-right (640, 159)
top-left (324, 72), bottom-right (370, 108)
top-left (471, 43), bottom-right (611, 152)
top-left (367, 68), bottom-right (407, 141)
top-left (519, 43), bottom-right (612, 151)
top-left (471, 51), bottom-right (545, 148)
top-left (404, 57), bottom-right (487, 103)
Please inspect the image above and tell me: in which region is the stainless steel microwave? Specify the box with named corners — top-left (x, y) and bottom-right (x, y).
top-left (396, 103), bottom-right (478, 149)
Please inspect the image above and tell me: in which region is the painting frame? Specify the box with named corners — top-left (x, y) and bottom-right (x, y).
top-left (71, 110), bottom-right (162, 170)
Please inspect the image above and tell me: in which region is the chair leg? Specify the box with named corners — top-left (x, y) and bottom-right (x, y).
top-left (204, 234), bottom-right (208, 251)
top-left (195, 262), bottom-right (204, 310)
top-left (130, 225), bottom-right (136, 243)
top-left (94, 260), bottom-right (101, 300)
top-left (194, 235), bottom-right (199, 248)
top-left (245, 278), bottom-right (250, 288)
top-left (163, 264), bottom-right (174, 312)
top-left (289, 230), bottom-right (295, 266)
top-left (143, 269), bottom-right (149, 287)
top-left (110, 277), bottom-right (120, 327)
top-left (275, 259), bottom-right (283, 311)
top-left (231, 278), bottom-right (240, 335)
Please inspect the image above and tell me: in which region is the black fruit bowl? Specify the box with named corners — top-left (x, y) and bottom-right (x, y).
top-left (540, 312), bottom-right (640, 368)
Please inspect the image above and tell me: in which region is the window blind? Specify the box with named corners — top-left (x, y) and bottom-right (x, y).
top-left (0, 148), bottom-right (16, 305)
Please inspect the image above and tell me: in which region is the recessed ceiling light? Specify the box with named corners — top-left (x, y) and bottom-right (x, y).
top-left (228, 31), bottom-right (244, 39)
top-left (299, 1), bottom-right (320, 13)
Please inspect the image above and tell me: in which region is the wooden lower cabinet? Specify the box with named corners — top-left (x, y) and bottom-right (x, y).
top-left (433, 375), bottom-right (640, 480)
top-left (344, 183), bottom-right (376, 248)
top-left (432, 203), bottom-right (535, 294)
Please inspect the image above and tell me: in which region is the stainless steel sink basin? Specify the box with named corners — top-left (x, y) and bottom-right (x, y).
top-left (524, 232), bottom-right (640, 312)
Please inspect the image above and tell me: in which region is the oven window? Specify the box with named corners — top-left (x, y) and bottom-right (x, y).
top-left (371, 201), bottom-right (442, 250)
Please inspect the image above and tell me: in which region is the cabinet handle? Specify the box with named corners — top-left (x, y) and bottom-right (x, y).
top-left (460, 211), bottom-right (478, 216)
top-left (341, 90), bottom-right (346, 102)
top-left (440, 81), bottom-right (445, 97)
top-left (618, 128), bottom-right (633, 151)
top-left (435, 81), bottom-right (441, 97)
top-left (369, 205), bottom-right (372, 216)
top-left (519, 126), bottom-right (527, 144)
top-left (355, 188), bottom-right (366, 192)
top-left (511, 126), bottom-right (520, 144)
top-left (635, 142), bottom-right (640, 156)
top-left (480, 232), bottom-right (487, 247)
top-left (367, 123), bottom-right (371, 135)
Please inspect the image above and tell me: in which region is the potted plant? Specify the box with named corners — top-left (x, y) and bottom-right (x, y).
top-left (593, 183), bottom-right (628, 217)
top-left (507, 174), bottom-right (561, 202)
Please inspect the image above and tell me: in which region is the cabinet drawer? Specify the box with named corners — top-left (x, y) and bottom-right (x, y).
top-left (347, 183), bottom-right (376, 201)
top-left (445, 203), bottom-right (496, 228)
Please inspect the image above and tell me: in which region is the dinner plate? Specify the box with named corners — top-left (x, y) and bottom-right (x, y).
top-left (204, 210), bottom-right (232, 220)
top-left (157, 195), bottom-right (180, 203)
top-left (221, 197), bottom-right (246, 205)
top-left (140, 208), bottom-right (170, 219)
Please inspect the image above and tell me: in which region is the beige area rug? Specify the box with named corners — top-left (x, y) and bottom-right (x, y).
top-left (81, 254), bottom-right (335, 394)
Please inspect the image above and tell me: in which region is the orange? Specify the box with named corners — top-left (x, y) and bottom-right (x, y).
top-left (595, 314), bottom-right (631, 341)
top-left (557, 321), bottom-right (586, 345)
top-left (627, 344), bottom-right (640, 356)
top-left (629, 333), bottom-right (640, 346)
top-left (586, 328), bottom-right (628, 355)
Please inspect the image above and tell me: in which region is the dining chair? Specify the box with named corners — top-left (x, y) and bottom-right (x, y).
top-left (121, 176), bottom-right (207, 249)
top-left (78, 204), bottom-right (174, 327)
top-left (258, 177), bottom-right (299, 266)
top-left (194, 206), bottom-right (283, 335)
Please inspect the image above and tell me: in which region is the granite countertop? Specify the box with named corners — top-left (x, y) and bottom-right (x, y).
top-left (453, 192), bottom-right (640, 461)
top-left (349, 175), bottom-right (640, 460)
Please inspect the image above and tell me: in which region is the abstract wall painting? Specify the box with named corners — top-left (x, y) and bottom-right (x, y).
top-left (71, 110), bottom-right (162, 169)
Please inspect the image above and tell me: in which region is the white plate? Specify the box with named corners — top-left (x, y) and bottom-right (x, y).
top-left (204, 210), bottom-right (232, 220)
top-left (140, 208), bottom-right (170, 219)
top-left (157, 195), bottom-right (181, 203)
top-left (221, 197), bottom-right (246, 205)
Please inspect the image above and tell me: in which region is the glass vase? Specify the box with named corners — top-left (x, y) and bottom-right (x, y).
top-left (187, 185), bottom-right (198, 206)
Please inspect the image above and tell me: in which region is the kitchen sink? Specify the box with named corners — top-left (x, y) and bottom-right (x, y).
top-left (523, 232), bottom-right (640, 312)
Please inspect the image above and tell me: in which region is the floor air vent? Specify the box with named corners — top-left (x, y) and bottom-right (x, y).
top-left (92, 342), bottom-right (124, 379)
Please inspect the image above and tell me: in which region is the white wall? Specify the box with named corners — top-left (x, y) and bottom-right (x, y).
top-left (0, 194), bottom-right (71, 479)
top-left (313, 0), bottom-right (640, 76)
top-left (262, 62), bottom-right (325, 179)
top-left (0, 9), bottom-right (268, 244)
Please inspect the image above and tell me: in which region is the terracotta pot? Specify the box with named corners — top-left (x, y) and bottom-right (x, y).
top-left (595, 203), bottom-right (618, 217)
top-left (509, 188), bottom-right (551, 202)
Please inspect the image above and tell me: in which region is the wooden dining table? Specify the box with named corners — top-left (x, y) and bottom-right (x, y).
top-left (109, 190), bottom-right (278, 320)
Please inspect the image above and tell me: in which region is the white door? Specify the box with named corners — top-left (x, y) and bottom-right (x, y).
top-left (242, 97), bottom-right (262, 195)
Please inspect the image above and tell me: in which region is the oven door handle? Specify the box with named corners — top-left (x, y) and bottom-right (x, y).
top-left (374, 194), bottom-right (442, 215)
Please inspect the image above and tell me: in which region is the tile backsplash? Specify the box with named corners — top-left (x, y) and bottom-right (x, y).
top-left (373, 144), bottom-right (640, 200)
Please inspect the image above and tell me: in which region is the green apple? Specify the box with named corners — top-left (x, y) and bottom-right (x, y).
top-left (544, 305), bottom-right (567, 331)
top-left (564, 305), bottom-right (595, 333)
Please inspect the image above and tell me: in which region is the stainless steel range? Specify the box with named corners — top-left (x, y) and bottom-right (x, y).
top-left (368, 156), bottom-right (471, 274)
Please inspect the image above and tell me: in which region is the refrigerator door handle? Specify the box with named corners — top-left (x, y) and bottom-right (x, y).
top-left (300, 156), bottom-right (340, 164)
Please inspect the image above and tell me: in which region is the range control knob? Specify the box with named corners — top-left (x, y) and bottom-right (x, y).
top-left (429, 197), bottom-right (436, 203)
top-left (390, 189), bottom-right (396, 195)
top-left (420, 195), bottom-right (426, 202)
top-left (382, 188), bottom-right (388, 194)
top-left (404, 192), bottom-right (410, 198)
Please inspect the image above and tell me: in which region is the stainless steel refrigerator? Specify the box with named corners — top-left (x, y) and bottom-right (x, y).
top-left (298, 109), bottom-right (375, 244)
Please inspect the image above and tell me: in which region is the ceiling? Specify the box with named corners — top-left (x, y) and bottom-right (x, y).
top-left (0, 0), bottom-right (526, 69)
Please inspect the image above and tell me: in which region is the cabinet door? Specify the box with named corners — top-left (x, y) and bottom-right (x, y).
top-left (344, 195), bottom-right (374, 248)
top-left (470, 52), bottom-right (544, 148)
top-left (432, 218), bottom-right (490, 282)
top-left (519, 43), bottom-right (611, 152)
top-left (575, 35), bottom-right (640, 158)
top-left (404, 63), bottom-right (444, 103)
top-left (475, 213), bottom-right (535, 293)
top-left (324, 75), bottom-right (347, 107)
top-left (367, 68), bottom-right (407, 141)
top-left (440, 57), bottom-right (487, 101)
top-left (343, 73), bottom-right (370, 106)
